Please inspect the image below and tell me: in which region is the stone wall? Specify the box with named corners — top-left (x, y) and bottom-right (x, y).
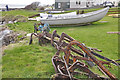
top-left (0, 27), bottom-right (18, 46)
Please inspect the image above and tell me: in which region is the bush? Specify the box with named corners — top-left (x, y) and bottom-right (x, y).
top-left (2, 15), bottom-right (27, 23)
top-left (13, 15), bottom-right (27, 22)
top-left (2, 15), bottom-right (14, 23)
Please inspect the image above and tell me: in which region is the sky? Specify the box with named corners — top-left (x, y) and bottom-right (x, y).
top-left (0, 0), bottom-right (55, 5)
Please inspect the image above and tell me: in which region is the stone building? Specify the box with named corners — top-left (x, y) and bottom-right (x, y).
top-left (55, 0), bottom-right (70, 9)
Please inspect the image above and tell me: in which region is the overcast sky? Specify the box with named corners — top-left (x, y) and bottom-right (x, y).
top-left (0, 0), bottom-right (55, 5)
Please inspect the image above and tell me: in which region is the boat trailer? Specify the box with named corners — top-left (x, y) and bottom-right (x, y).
top-left (29, 30), bottom-right (119, 80)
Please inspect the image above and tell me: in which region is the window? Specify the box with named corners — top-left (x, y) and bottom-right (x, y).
top-left (86, 2), bottom-right (89, 7)
top-left (58, 3), bottom-right (61, 8)
top-left (76, 1), bottom-right (81, 5)
top-left (79, 1), bottom-right (81, 5)
top-left (76, 1), bottom-right (78, 4)
top-left (67, 3), bottom-right (70, 5)
top-left (113, 1), bottom-right (115, 4)
top-left (58, 3), bottom-right (61, 6)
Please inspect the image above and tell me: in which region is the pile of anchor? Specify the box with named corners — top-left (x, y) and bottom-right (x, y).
top-left (29, 28), bottom-right (119, 80)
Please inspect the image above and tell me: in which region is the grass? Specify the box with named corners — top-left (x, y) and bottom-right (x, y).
top-left (2, 7), bottom-right (119, 78)
top-left (7, 21), bottom-right (38, 33)
top-left (2, 9), bottom-right (39, 17)
top-left (3, 42), bottom-right (56, 78)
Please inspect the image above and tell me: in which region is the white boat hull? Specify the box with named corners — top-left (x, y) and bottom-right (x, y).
top-left (37, 7), bottom-right (109, 25)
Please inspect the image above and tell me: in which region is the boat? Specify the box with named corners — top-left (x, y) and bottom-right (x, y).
top-left (32, 7), bottom-right (110, 26)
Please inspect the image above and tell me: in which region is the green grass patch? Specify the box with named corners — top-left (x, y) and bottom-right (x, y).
top-left (7, 21), bottom-right (39, 33)
top-left (2, 9), bottom-right (39, 17)
top-left (3, 43), bottom-right (56, 78)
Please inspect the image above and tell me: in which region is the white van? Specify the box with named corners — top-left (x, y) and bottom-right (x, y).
top-left (103, 2), bottom-right (114, 8)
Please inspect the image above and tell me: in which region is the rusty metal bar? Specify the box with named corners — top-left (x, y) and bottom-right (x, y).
top-left (68, 61), bottom-right (101, 79)
top-left (65, 41), bottom-right (117, 80)
top-left (63, 56), bottom-right (73, 80)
